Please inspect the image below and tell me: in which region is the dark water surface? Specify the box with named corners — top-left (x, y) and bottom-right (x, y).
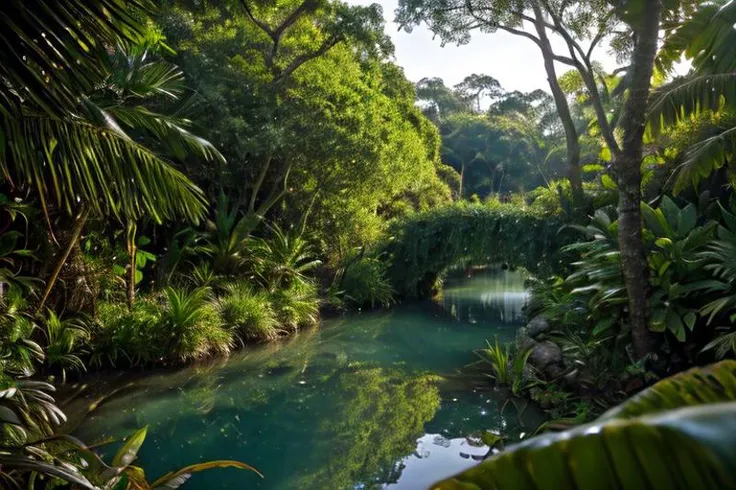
top-left (74, 270), bottom-right (534, 489)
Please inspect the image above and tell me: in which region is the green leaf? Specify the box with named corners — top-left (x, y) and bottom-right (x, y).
top-left (600, 174), bottom-right (617, 190)
top-left (601, 361), bottom-right (736, 421)
top-left (684, 311), bottom-right (697, 331)
top-left (655, 237), bottom-right (673, 248)
top-left (150, 460), bottom-right (263, 489)
top-left (432, 404), bottom-right (736, 490)
top-left (481, 431), bottom-right (504, 449)
top-left (432, 362), bottom-right (736, 490)
top-left (649, 308), bottom-right (667, 332)
top-left (112, 426), bottom-right (148, 467)
top-left (592, 317), bottom-right (616, 336)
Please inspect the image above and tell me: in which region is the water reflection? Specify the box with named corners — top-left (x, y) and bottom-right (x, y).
top-left (439, 268), bottom-right (530, 325)
top-left (72, 270), bottom-right (532, 489)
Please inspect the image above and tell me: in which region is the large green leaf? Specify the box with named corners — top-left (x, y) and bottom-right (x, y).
top-left (150, 460), bottom-right (263, 489)
top-left (601, 360), bottom-right (736, 421)
top-left (431, 361), bottom-right (736, 490)
top-left (431, 403), bottom-right (736, 490)
top-left (112, 426), bottom-right (148, 467)
top-left (1, 114), bottom-right (207, 223)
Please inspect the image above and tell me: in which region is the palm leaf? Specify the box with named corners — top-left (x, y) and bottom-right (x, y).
top-left (0, 0), bottom-right (154, 117)
top-left (112, 426), bottom-right (148, 467)
top-left (2, 114), bottom-right (206, 223)
top-left (600, 360), bottom-right (736, 420)
top-left (432, 403), bottom-right (736, 490)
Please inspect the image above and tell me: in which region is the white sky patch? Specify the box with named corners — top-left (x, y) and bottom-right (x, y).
top-left (347, 0), bottom-right (691, 93)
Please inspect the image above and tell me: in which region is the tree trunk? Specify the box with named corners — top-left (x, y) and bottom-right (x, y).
top-left (616, 1), bottom-right (661, 359)
top-left (459, 163), bottom-right (465, 197)
top-left (36, 206), bottom-right (90, 313)
top-left (531, 6), bottom-right (584, 210)
top-left (126, 221), bottom-right (137, 310)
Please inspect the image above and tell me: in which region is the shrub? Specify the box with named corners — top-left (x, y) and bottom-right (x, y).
top-left (271, 281), bottom-right (319, 332)
top-left (92, 299), bottom-right (164, 367)
top-left (215, 282), bottom-right (279, 342)
top-left (42, 310), bottom-right (90, 382)
top-left (337, 256), bottom-right (395, 309)
top-left (161, 287), bottom-right (233, 362)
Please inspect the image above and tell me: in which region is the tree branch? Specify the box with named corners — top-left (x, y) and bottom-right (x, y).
top-left (274, 35), bottom-right (343, 86)
top-left (273, 0), bottom-right (317, 39)
top-left (239, 0), bottom-right (276, 40)
top-left (496, 25), bottom-right (542, 48)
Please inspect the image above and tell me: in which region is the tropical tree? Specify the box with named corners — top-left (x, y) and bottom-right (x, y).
top-left (0, 3), bottom-right (220, 312)
top-left (649, 0), bottom-right (736, 193)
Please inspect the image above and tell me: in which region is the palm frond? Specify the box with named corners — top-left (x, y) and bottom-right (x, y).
top-left (673, 123), bottom-right (736, 193)
top-left (104, 106), bottom-right (224, 163)
top-left (0, 0), bottom-right (154, 117)
top-left (2, 114), bottom-right (207, 223)
top-left (648, 73), bottom-right (736, 134)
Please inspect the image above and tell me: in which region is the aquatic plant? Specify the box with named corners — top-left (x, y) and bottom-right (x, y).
top-left (477, 338), bottom-right (512, 385)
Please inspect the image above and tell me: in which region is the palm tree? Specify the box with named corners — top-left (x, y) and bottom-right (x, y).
top-left (648, 0), bottom-right (736, 193)
top-left (2, 9), bottom-right (223, 309)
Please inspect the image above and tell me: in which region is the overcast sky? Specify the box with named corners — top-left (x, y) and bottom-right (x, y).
top-left (345, 0), bottom-right (622, 94)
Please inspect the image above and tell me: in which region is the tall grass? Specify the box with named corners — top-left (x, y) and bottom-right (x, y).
top-left (215, 282), bottom-right (279, 342)
top-left (161, 286), bottom-right (232, 362)
top-left (270, 281), bottom-right (319, 332)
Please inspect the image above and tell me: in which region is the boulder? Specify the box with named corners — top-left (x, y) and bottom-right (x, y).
top-left (528, 341), bottom-right (565, 380)
top-left (526, 315), bottom-right (551, 339)
top-left (515, 325), bottom-right (536, 353)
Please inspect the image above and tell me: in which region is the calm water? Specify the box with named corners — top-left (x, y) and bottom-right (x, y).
top-left (73, 270), bottom-right (534, 490)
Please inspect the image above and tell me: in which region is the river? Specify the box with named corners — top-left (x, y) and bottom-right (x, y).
top-left (72, 269), bottom-right (535, 489)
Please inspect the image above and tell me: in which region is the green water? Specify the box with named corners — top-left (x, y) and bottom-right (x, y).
top-left (74, 270), bottom-right (536, 490)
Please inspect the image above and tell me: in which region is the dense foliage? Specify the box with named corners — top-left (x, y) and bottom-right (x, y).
top-left (3, 0), bottom-right (736, 487)
top-left (383, 200), bottom-right (571, 298)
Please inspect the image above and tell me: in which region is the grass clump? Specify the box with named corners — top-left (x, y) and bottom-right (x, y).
top-left (93, 287), bottom-right (233, 367)
top-left (271, 281), bottom-right (320, 332)
top-left (160, 286), bottom-right (233, 362)
top-left (337, 256), bottom-right (395, 309)
top-left (216, 282), bottom-right (279, 342)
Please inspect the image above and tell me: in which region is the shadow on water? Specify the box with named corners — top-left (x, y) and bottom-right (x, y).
top-left (70, 269), bottom-right (540, 490)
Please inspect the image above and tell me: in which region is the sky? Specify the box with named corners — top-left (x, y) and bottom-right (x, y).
top-left (345, 0), bottom-right (621, 94)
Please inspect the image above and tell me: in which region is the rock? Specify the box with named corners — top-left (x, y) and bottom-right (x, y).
top-left (526, 315), bottom-right (551, 339)
top-left (515, 326), bottom-right (537, 353)
top-left (528, 341), bottom-right (565, 380)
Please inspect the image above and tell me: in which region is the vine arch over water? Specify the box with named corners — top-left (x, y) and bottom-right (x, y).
top-left (383, 204), bottom-right (571, 298)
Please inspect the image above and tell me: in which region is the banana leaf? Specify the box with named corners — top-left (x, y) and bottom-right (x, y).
top-left (431, 361), bottom-right (736, 490)
top-left (601, 360), bottom-right (736, 421)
